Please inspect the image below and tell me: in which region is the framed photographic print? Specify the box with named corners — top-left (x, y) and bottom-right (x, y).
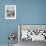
top-left (5, 5), bottom-right (16, 19)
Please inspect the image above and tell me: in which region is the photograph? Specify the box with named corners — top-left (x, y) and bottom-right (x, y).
top-left (5, 5), bottom-right (16, 19)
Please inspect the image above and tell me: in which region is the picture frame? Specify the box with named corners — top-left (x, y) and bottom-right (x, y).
top-left (5, 5), bottom-right (16, 19)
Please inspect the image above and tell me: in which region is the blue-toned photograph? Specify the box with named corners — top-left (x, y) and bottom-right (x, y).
top-left (0, 0), bottom-right (46, 46)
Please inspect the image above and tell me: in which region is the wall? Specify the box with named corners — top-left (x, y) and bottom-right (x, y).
top-left (16, 0), bottom-right (46, 24)
top-left (0, 0), bottom-right (46, 44)
top-left (0, 0), bottom-right (17, 44)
